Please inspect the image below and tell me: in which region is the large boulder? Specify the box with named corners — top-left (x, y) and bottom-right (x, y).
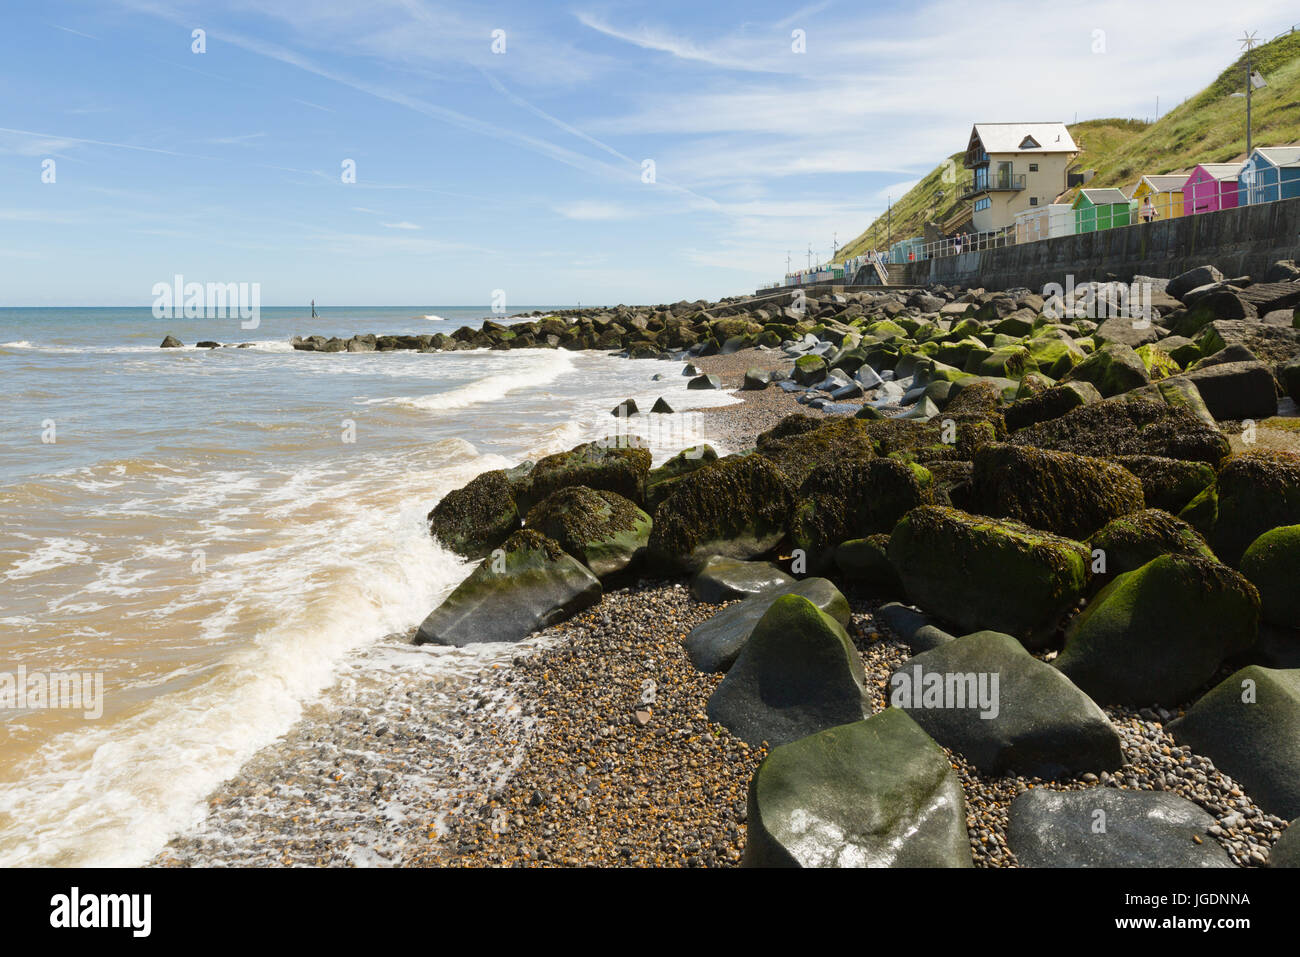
top-left (970, 444), bottom-right (1144, 540)
top-left (1011, 396), bottom-right (1230, 466)
top-left (742, 709), bottom-right (972, 868)
top-left (1003, 382), bottom-right (1102, 433)
top-left (834, 534), bottom-right (904, 594)
top-left (1054, 554), bottom-right (1259, 706)
top-left (690, 556), bottom-right (794, 603)
top-left (515, 439), bottom-right (651, 514)
top-left (1167, 264), bottom-right (1224, 301)
top-left (756, 416), bottom-right (877, 487)
top-left (1179, 361), bottom-right (1278, 421)
top-left (891, 631), bottom-right (1121, 777)
top-left (648, 454), bottom-right (793, 573)
top-left (1239, 525), bottom-right (1300, 628)
top-left (1209, 450), bottom-right (1300, 567)
top-left (685, 578), bottom-right (849, 673)
top-left (1086, 508), bottom-right (1217, 591)
top-left (1007, 789), bottom-right (1235, 868)
top-left (427, 469), bottom-right (520, 560)
top-left (1169, 667), bottom-right (1300, 820)
top-left (645, 444), bottom-right (718, 513)
top-left (1112, 455), bottom-right (1216, 514)
top-left (414, 529), bottom-right (601, 647)
top-left (705, 594), bottom-right (870, 748)
top-left (1062, 342), bottom-right (1150, 397)
top-left (789, 459), bottom-right (932, 572)
top-left (524, 486), bottom-right (651, 580)
top-left (887, 506), bottom-right (1091, 650)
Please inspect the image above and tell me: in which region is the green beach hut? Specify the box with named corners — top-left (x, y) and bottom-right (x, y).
top-left (1072, 188), bottom-right (1132, 233)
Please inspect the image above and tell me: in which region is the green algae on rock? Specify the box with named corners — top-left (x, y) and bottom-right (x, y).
top-left (426, 468), bottom-right (520, 560)
top-left (525, 485), bottom-right (651, 580)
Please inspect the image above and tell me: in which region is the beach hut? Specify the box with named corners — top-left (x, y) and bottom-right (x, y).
top-left (889, 237), bottom-right (924, 264)
top-left (1184, 163), bottom-right (1246, 214)
top-left (1014, 203), bottom-right (1074, 243)
top-left (1239, 147), bottom-right (1300, 205)
top-left (1130, 174), bottom-right (1189, 220)
top-left (1072, 189), bottom-right (1132, 233)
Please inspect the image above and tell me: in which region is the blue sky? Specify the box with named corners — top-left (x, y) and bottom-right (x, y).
top-left (1, 0), bottom-right (1295, 307)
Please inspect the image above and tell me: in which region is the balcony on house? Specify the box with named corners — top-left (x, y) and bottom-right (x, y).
top-left (961, 165), bottom-right (1027, 199)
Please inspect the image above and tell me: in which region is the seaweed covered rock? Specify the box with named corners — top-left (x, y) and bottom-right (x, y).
top-left (427, 468), bottom-right (520, 560)
top-left (524, 486), bottom-right (651, 580)
top-left (1180, 360), bottom-right (1279, 421)
top-left (1086, 508), bottom-right (1217, 591)
top-left (1239, 525), bottom-right (1300, 628)
top-left (1008, 789), bottom-right (1235, 868)
top-left (648, 454), bottom-right (794, 573)
top-left (1209, 450), bottom-right (1300, 567)
top-left (1112, 455), bottom-right (1216, 514)
top-left (685, 578), bottom-right (849, 673)
top-left (1010, 396), bottom-right (1230, 466)
top-left (517, 439), bottom-right (652, 514)
top-left (970, 444), bottom-right (1144, 540)
top-left (789, 459), bottom-right (932, 571)
top-left (741, 709), bottom-right (972, 868)
top-left (705, 594), bottom-right (870, 748)
top-left (756, 416), bottom-right (877, 487)
top-left (414, 529), bottom-right (602, 647)
top-left (890, 630), bottom-right (1122, 778)
top-left (1062, 342), bottom-right (1150, 397)
top-left (1054, 554), bottom-right (1259, 706)
top-left (887, 506), bottom-right (1091, 650)
top-left (690, 556), bottom-right (794, 604)
top-left (1003, 381), bottom-right (1102, 433)
top-left (834, 534), bottom-right (903, 593)
top-left (1168, 666), bottom-right (1300, 820)
top-left (645, 444), bottom-right (718, 513)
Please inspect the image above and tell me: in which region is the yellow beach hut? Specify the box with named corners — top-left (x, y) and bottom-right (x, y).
top-left (1130, 174), bottom-right (1189, 221)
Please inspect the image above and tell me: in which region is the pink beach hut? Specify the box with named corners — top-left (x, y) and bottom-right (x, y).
top-left (1184, 162), bottom-right (1246, 215)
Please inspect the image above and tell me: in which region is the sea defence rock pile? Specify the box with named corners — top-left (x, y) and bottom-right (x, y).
top-left (402, 261), bottom-right (1300, 867)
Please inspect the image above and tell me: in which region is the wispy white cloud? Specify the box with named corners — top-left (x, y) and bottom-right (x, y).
top-left (553, 201), bottom-right (626, 221)
top-left (380, 220), bottom-right (421, 230)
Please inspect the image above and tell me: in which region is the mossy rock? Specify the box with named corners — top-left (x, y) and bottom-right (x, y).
top-left (645, 444), bottom-right (718, 513)
top-left (414, 529), bottom-right (602, 647)
top-left (834, 533), bottom-right (903, 593)
top-left (942, 380), bottom-right (1002, 417)
top-left (525, 486), bottom-right (651, 580)
top-left (1025, 330), bottom-right (1086, 379)
top-left (1054, 554), bottom-right (1259, 706)
top-left (1086, 508), bottom-right (1217, 592)
top-left (792, 354), bottom-right (829, 385)
top-left (970, 444), bottom-right (1144, 540)
top-left (1003, 381), bottom-right (1102, 433)
top-left (789, 459), bottom-right (932, 571)
top-left (648, 454), bottom-right (794, 574)
top-left (756, 416), bottom-right (878, 487)
top-left (427, 468), bottom-right (520, 560)
top-left (706, 594), bottom-right (870, 749)
top-left (968, 345), bottom-right (1038, 381)
top-left (1014, 372), bottom-right (1057, 400)
top-left (1210, 450), bottom-right (1300, 567)
top-left (1178, 481), bottom-right (1219, 539)
top-left (1240, 525), bottom-right (1300, 627)
top-left (1134, 343), bottom-right (1181, 381)
top-left (518, 438), bottom-right (652, 514)
top-left (1062, 342), bottom-right (1151, 397)
top-left (1010, 396), bottom-right (1230, 466)
top-left (742, 709), bottom-right (972, 868)
top-left (1112, 455), bottom-right (1216, 514)
top-left (887, 505), bottom-right (1091, 650)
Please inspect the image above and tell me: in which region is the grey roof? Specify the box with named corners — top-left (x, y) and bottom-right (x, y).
top-left (1139, 174), bottom-right (1191, 192)
top-left (1194, 162), bottom-right (1246, 180)
top-left (1251, 147), bottom-right (1300, 168)
top-left (1079, 188), bottom-right (1130, 205)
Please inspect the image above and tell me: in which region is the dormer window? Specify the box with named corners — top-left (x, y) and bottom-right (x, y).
top-left (1019, 136), bottom-right (1041, 149)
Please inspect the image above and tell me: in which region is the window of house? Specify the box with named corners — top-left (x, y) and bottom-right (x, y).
top-left (1029, 163), bottom-right (1039, 172)
top-left (975, 197), bottom-right (991, 212)
top-left (1030, 197), bottom-right (1039, 206)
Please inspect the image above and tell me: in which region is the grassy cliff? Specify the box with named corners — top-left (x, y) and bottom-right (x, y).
top-left (839, 28), bottom-right (1300, 260)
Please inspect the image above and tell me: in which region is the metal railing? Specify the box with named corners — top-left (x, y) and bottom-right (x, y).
top-left (961, 173), bottom-right (1027, 197)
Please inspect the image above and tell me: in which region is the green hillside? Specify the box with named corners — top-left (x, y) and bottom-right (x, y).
top-left (839, 27), bottom-right (1300, 261)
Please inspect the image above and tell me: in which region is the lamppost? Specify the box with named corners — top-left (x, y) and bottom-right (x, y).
top-left (1240, 30), bottom-right (1262, 155)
